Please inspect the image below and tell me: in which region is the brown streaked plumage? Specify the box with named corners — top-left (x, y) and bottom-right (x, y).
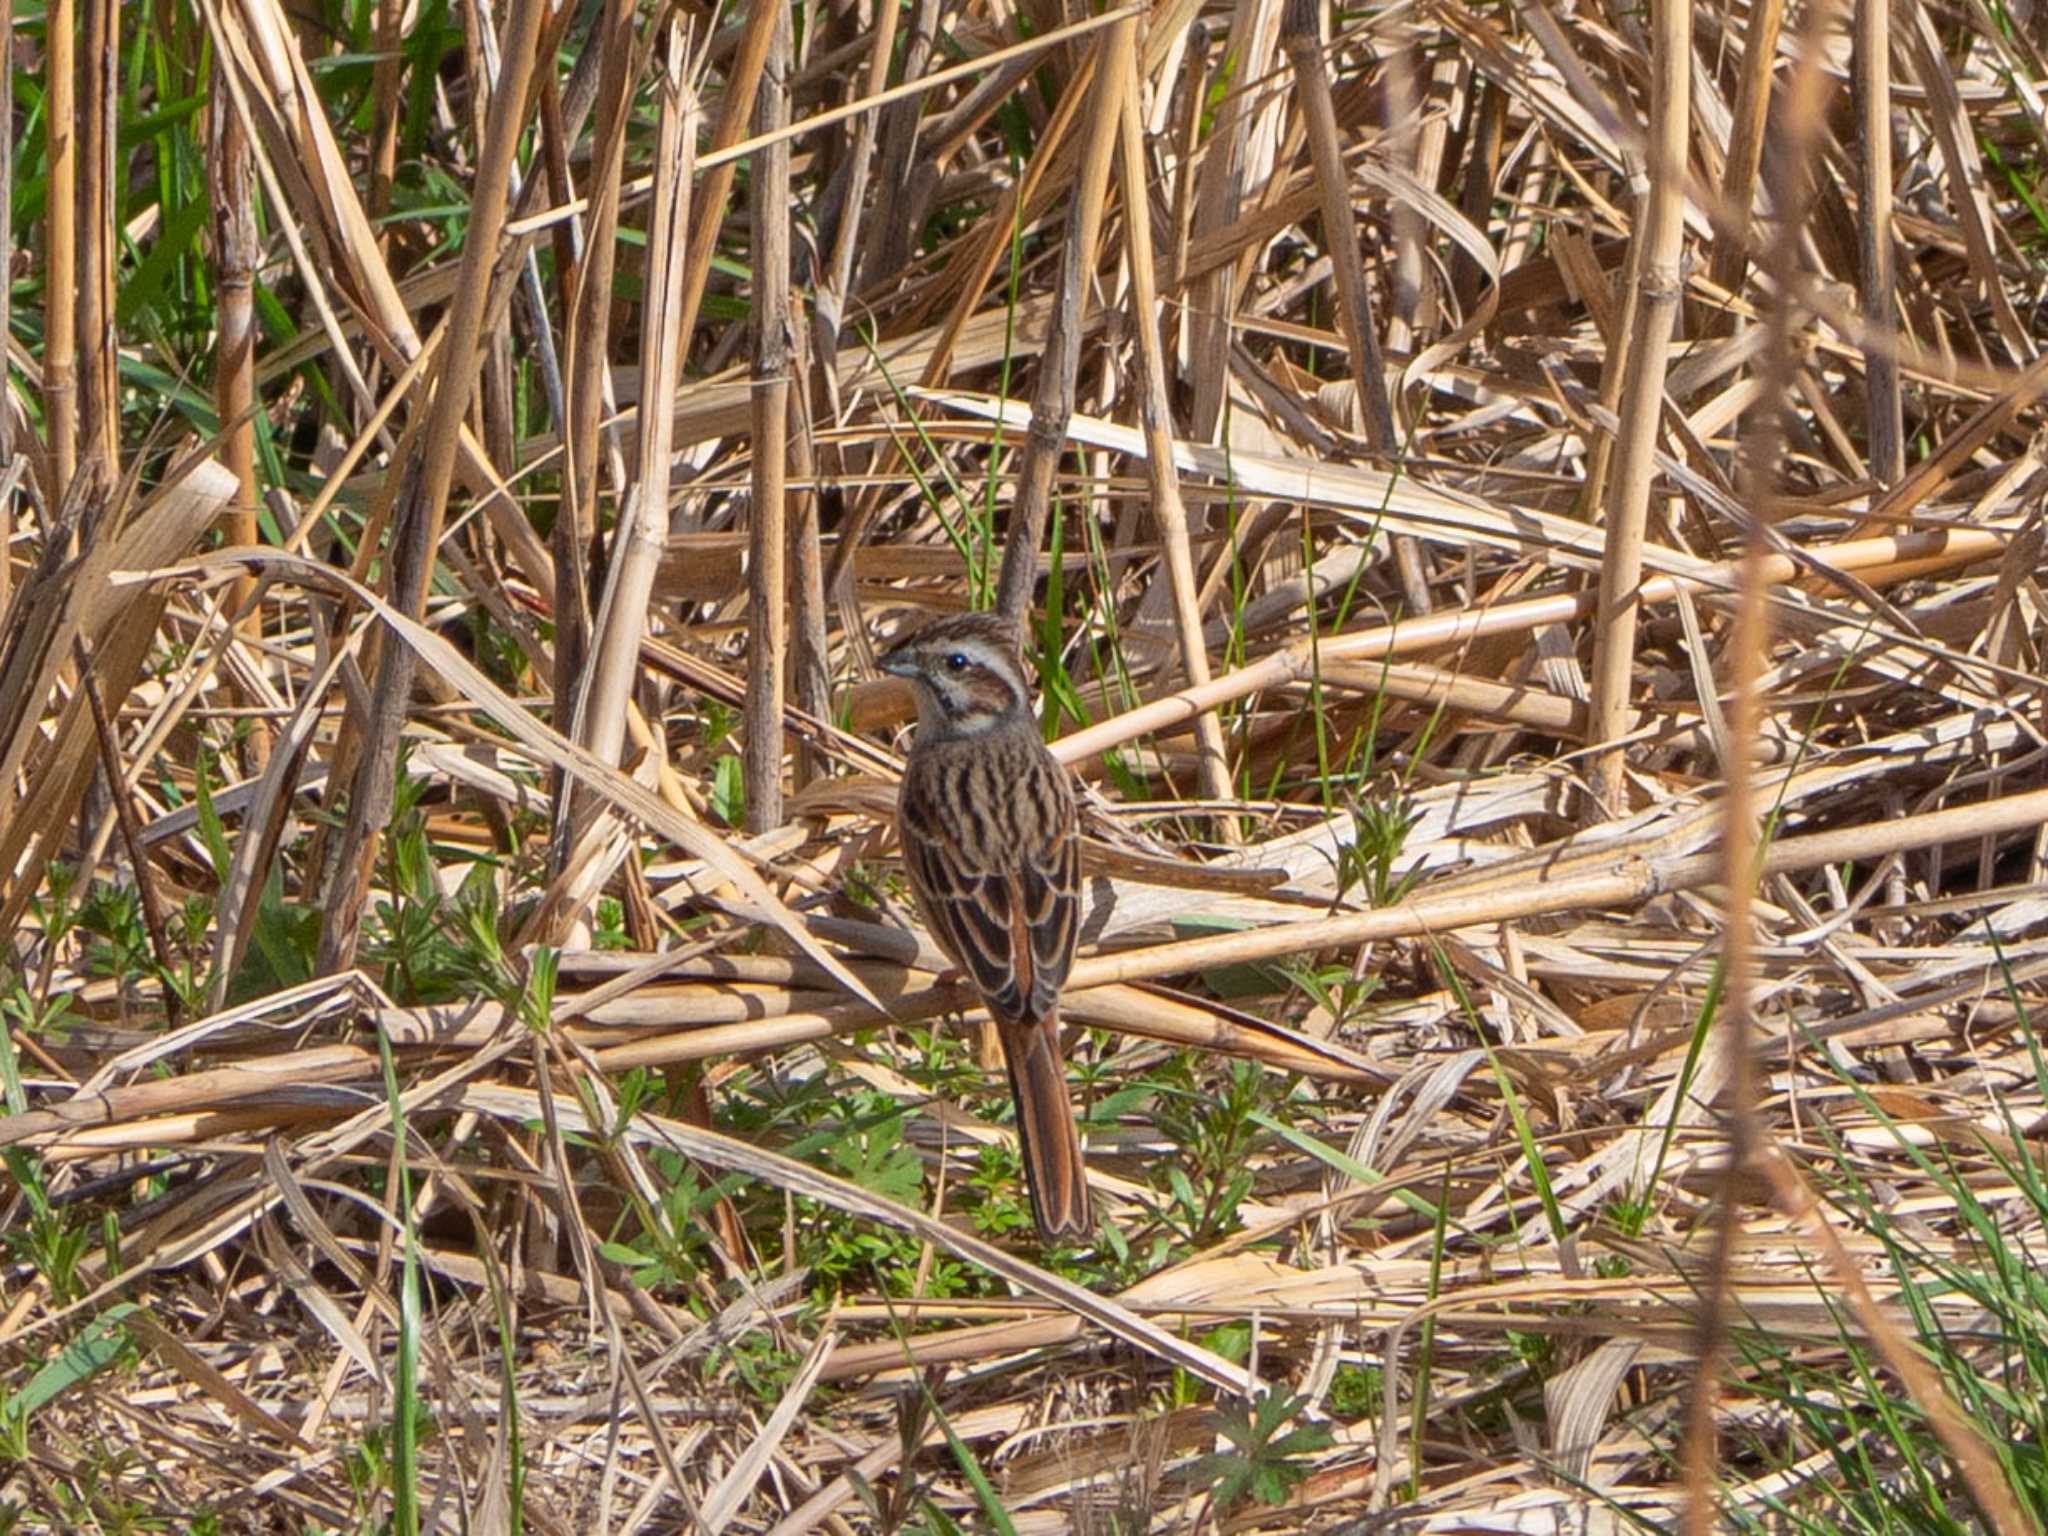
top-left (879, 612), bottom-right (1091, 1243)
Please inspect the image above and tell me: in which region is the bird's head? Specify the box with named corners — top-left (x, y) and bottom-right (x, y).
top-left (877, 613), bottom-right (1033, 740)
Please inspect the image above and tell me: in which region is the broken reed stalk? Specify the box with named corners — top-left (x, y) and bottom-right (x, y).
top-left (1114, 50), bottom-right (1233, 823)
top-left (746, 0), bottom-right (794, 835)
top-left (1052, 522), bottom-right (2006, 768)
top-left (1585, 0), bottom-right (1689, 814)
top-left (1855, 0), bottom-right (1903, 485)
top-left (991, 16), bottom-right (1137, 632)
top-left (211, 59), bottom-right (266, 766)
top-left (44, 0), bottom-right (76, 502)
top-left (315, 0), bottom-right (548, 974)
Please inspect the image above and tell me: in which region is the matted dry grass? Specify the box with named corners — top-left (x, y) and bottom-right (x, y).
top-left (3, 0), bottom-right (2048, 1528)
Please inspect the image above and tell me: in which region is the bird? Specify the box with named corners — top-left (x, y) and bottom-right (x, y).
top-left (878, 611), bottom-right (1093, 1244)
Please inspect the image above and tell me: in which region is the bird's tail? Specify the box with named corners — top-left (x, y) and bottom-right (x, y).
top-left (998, 1010), bottom-right (1092, 1244)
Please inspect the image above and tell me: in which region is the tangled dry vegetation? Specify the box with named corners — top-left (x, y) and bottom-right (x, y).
top-left (6, 0), bottom-right (2048, 1527)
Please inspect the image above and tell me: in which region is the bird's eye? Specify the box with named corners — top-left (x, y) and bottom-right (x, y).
top-left (945, 652), bottom-right (970, 672)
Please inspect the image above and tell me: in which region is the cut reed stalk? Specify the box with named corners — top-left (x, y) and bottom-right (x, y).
top-left (366, 0), bottom-right (402, 244)
top-left (787, 318), bottom-right (833, 793)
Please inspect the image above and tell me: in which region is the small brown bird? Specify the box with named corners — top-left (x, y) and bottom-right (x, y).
top-left (879, 612), bottom-right (1092, 1243)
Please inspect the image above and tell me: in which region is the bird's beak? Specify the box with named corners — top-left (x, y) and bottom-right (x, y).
top-left (878, 654), bottom-right (917, 679)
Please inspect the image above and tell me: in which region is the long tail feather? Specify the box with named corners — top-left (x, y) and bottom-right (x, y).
top-left (998, 1010), bottom-right (1091, 1243)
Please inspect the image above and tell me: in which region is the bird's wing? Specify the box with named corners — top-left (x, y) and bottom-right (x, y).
top-left (899, 751), bottom-right (1079, 1025)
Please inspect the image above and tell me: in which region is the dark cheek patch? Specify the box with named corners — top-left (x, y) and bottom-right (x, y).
top-left (962, 667), bottom-right (1016, 717)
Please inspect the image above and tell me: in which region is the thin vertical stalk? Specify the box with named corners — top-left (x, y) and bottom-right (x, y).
top-left (212, 58), bottom-right (266, 765)
top-left (554, 0), bottom-right (635, 807)
top-left (0, 0), bottom-right (13, 618)
top-left (746, 0), bottom-right (794, 835)
top-left (582, 27), bottom-right (694, 781)
top-left (787, 319), bottom-right (832, 793)
top-left (811, 0), bottom-right (900, 378)
top-left (1586, 0), bottom-right (1689, 812)
top-left (316, 0), bottom-right (549, 973)
top-left (1452, 81), bottom-right (1504, 313)
top-left (1677, 8), bottom-right (1803, 1527)
top-left (859, 0), bottom-right (942, 290)
top-left (76, 638), bottom-right (181, 1028)
top-left (1661, 17), bottom-right (2043, 1527)
top-left (1855, 0), bottom-right (1903, 485)
top-left (1704, 0), bottom-right (1784, 327)
top-left (44, 0), bottom-right (77, 501)
top-left (367, 0), bottom-right (404, 252)
top-left (1282, 0), bottom-right (1425, 612)
top-left (76, 0), bottom-right (116, 480)
top-left (667, 0), bottom-right (780, 470)
top-left (1380, 23), bottom-right (1426, 358)
top-left (1281, 0), bottom-right (1394, 448)
top-left (1186, 0), bottom-right (1280, 443)
top-left (1115, 51), bottom-right (1232, 819)
top-left (1166, 22), bottom-right (1209, 291)
top-left (991, 16), bottom-right (1135, 631)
